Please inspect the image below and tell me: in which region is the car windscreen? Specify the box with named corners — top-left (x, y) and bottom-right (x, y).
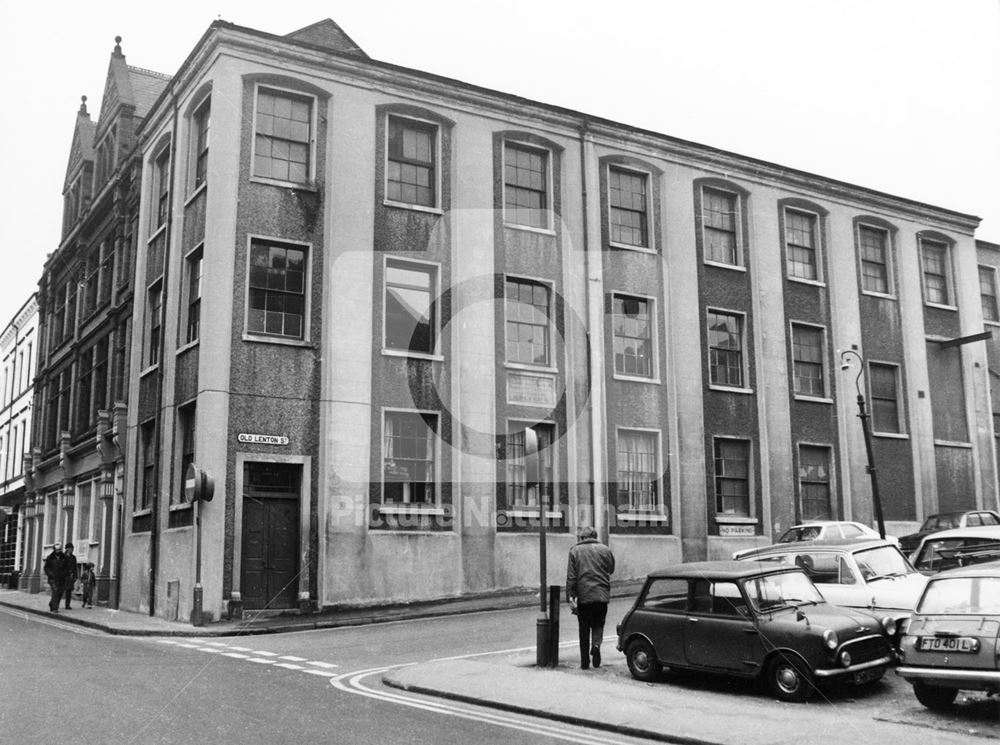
top-left (743, 571), bottom-right (824, 612)
top-left (921, 513), bottom-right (962, 531)
top-left (854, 545), bottom-right (913, 580)
top-left (914, 538), bottom-right (1000, 573)
top-left (917, 576), bottom-right (1000, 614)
top-left (778, 526), bottom-right (821, 543)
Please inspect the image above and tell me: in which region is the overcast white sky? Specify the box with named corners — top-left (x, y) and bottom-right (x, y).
top-left (0, 0), bottom-right (997, 328)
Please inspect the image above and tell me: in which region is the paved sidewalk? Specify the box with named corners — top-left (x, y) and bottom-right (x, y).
top-left (0, 585), bottom-right (560, 636)
top-left (384, 654), bottom-right (994, 745)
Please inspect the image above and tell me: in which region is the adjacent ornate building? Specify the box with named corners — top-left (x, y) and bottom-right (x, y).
top-left (26, 19), bottom-right (999, 623)
top-left (22, 39), bottom-right (169, 605)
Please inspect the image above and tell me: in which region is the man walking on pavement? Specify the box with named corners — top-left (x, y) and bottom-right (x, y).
top-left (566, 525), bottom-right (615, 670)
top-left (43, 542), bottom-right (70, 613)
top-left (62, 543), bottom-right (79, 609)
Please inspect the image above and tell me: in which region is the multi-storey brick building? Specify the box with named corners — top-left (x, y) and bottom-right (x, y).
top-left (22, 39), bottom-right (169, 604)
top-left (46, 18), bottom-right (995, 622)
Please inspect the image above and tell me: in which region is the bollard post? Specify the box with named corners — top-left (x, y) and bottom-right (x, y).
top-left (548, 584), bottom-right (561, 666)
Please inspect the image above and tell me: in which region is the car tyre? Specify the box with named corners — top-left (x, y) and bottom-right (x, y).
top-left (912, 681), bottom-right (957, 710)
top-left (764, 654), bottom-right (814, 703)
top-left (625, 638), bottom-right (662, 682)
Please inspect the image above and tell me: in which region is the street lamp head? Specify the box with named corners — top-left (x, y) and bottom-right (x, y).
top-left (840, 363), bottom-right (850, 371)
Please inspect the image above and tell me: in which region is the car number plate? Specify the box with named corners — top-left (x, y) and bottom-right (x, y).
top-left (853, 667), bottom-right (882, 685)
top-left (918, 636), bottom-right (979, 653)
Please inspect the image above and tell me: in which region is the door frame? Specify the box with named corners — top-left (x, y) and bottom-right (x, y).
top-left (233, 453), bottom-right (311, 609)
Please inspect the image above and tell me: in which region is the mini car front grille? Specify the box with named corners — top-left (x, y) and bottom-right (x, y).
top-left (841, 634), bottom-right (892, 664)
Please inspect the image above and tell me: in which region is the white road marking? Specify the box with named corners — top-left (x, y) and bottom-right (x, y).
top-left (305, 660), bottom-right (338, 668)
top-left (227, 645), bottom-right (254, 652)
top-left (247, 658), bottom-right (276, 664)
top-left (331, 667), bottom-right (637, 745)
top-left (252, 650), bottom-right (279, 656)
top-left (278, 655), bottom-right (307, 661)
top-left (221, 652), bottom-right (249, 659)
top-left (274, 662), bottom-right (305, 670)
top-left (303, 669), bottom-right (338, 677)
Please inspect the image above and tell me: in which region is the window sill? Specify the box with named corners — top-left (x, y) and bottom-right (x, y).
top-left (250, 176), bottom-right (317, 193)
top-left (787, 276), bottom-right (826, 288)
top-left (381, 349), bottom-right (444, 363)
top-left (609, 241), bottom-right (656, 254)
top-left (241, 334), bottom-right (312, 349)
top-left (985, 320), bottom-right (1000, 328)
top-left (169, 503), bottom-right (192, 512)
top-left (715, 515), bottom-right (757, 524)
top-left (503, 222), bottom-right (556, 237)
top-left (933, 439), bottom-right (972, 449)
top-left (704, 260), bottom-right (746, 272)
top-left (382, 200), bottom-right (443, 215)
top-left (613, 374), bottom-right (660, 385)
top-left (184, 182), bottom-right (207, 207)
top-left (139, 364), bottom-right (159, 379)
top-left (861, 290), bottom-right (897, 301)
top-left (176, 340), bottom-right (200, 356)
top-left (147, 224), bottom-right (167, 245)
top-left (504, 362), bottom-right (558, 375)
top-left (923, 301), bottom-right (958, 312)
top-left (873, 431), bottom-right (909, 440)
top-left (132, 509), bottom-right (152, 518)
top-left (708, 384), bottom-right (754, 395)
top-left (794, 395), bottom-right (833, 404)
top-left (505, 509), bottom-right (563, 519)
top-left (616, 512), bottom-right (669, 523)
top-left (378, 505), bottom-right (447, 515)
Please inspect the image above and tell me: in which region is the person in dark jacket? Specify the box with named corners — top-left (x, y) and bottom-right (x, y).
top-left (62, 543), bottom-right (79, 609)
top-left (565, 525), bottom-right (615, 669)
top-left (43, 542), bottom-right (71, 613)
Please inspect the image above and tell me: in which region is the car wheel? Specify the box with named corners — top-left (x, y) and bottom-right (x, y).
top-left (764, 654), bottom-right (814, 703)
top-left (912, 681), bottom-right (958, 710)
top-left (625, 638), bottom-right (662, 682)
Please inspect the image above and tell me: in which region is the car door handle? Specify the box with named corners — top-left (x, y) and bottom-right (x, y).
top-left (687, 617), bottom-right (699, 623)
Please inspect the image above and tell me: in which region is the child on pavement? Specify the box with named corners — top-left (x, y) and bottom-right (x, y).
top-left (79, 562), bottom-right (96, 608)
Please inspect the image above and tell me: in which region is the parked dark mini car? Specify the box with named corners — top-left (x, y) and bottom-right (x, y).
top-left (896, 561), bottom-right (1000, 709)
top-left (616, 561), bottom-right (896, 702)
top-left (898, 510), bottom-right (1000, 555)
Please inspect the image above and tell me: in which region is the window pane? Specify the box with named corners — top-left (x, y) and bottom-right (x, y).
top-left (715, 439), bottom-right (750, 516)
top-left (254, 89), bottom-right (311, 182)
top-left (504, 144), bottom-right (548, 228)
top-left (792, 325), bottom-right (825, 397)
top-left (617, 430), bottom-right (659, 512)
top-left (505, 279), bottom-right (550, 365)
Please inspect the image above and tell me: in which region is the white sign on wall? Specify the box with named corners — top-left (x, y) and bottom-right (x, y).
top-left (237, 433), bottom-right (290, 445)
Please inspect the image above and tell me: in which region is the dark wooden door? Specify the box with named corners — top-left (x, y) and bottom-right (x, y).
top-left (241, 463), bottom-right (300, 610)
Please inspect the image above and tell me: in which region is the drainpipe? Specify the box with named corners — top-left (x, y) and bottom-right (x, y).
top-left (578, 121), bottom-right (607, 544)
top-left (148, 87), bottom-right (180, 616)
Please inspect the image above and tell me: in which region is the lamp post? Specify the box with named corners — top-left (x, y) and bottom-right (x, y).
top-left (839, 349), bottom-right (886, 539)
top-left (522, 428), bottom-right (551, 667)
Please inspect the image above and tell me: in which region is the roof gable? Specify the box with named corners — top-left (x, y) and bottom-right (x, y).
top-left (64, 97), bottom-right (95, 190)
top-left (98, 36), bottom-right (170, 135)
top-left (283, 18), bottom-right (368, 59)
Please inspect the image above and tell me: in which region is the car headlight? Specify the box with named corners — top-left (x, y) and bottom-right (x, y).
top-left (881, 616), bottom-right (897, 636)
top-left (823, 629), bottom-right (839, 650)
top-left (840, 649), bottom-right (852, 667)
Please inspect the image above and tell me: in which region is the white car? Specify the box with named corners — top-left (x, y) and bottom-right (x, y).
top-left (776, 521), bottom-right (885, 544)
top-left (737, 539), bottom-right (928, 630)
